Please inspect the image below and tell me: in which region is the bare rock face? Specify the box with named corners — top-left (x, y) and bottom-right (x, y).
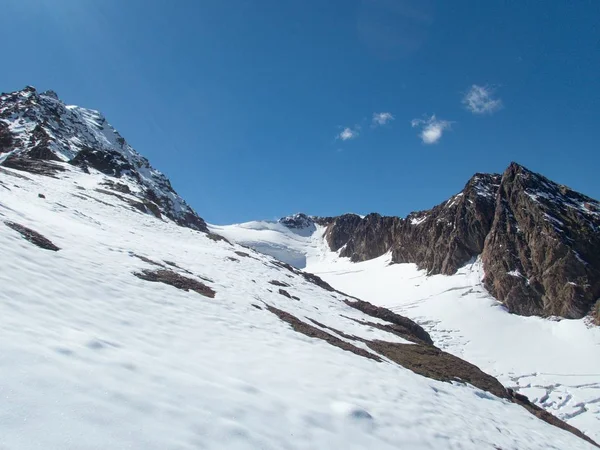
top-left (392, 173), bottom-right (500, 274)
top-left (319, 164), bottom-right (600, 319)
top-left (319, 173), bottom-right (501, 274)
top-left (482, 163), bottom-right (600, 318)
top-left (331, 213), bottom-right (399, 262)
top-left (0, 121), bottom-right (16, 154)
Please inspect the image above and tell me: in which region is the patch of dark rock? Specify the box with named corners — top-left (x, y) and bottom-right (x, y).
top-left (0, 166), bottom-right (32, 180)
top-left (344, 315), bottom-right (428, 345)
top-left (100, 180), bottom-right (131, 194)
top-left (4, 221), bottom-right (60, 251)
top-left (26, 146), bottom-right (61, 161)
top-left (132, 200), bottom-right (162, 218)
top-left (206, 232), bottom-right (231, 244)
top-left (163, 260), bottom-right (193, 274)
top-left (269, 280), bottom-right (290, 287)
top-left (134, 269), bottom-right (215, 298)
top-left (130, 253), bottom-right (164, 267)
top-left (81, 194), bottom-right (114, 207)
top-left (2, 155), bottom-right (65, 177)
top-left (0, 121), bottom-right (15, 154)
top-left (70, 147), bottom-right (136, 177)
top-left (301, 271), bottom-right (336, 292)
top-left (270, 260), bottom-right (297, 273)
top-left (234, 250), bottom-right (253, 258)
top-left (226, 256), bottom-right (240, 263)
top-left (291, 295), bottom-right (300, 301)
top-left (197, 274), bottom-right (215, 283)
top-left (171, 210), bottom-right (209, 233)
top-left (344, 299), bottom-right (433, 345)
top-left (269, 260), bottom-right (337, 292)
top-left (369, 340), bottom-right (508, 399)
top-left (308, 318), bottom-right (360, 341)
top-left (265, 304), bottom-right (381, 362)
top-left (251, 304), bottom-right (262, 310)
top-left (507, 389), bottom-right (599, 447)
top-left (95, 188), bottom-right (162, 219)
top-left (278, 289), bottom-right (292, 299)
top-left (38, 193), bottom-right (45, 199)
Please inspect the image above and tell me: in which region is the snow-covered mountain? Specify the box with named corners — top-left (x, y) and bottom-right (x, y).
top-left (1, 86), bottom-right (599, 449)
top-left (0, 86), bottom-right (207, 231)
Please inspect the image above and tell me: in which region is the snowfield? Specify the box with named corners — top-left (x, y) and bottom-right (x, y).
top-left (1, 165), bottom-right (597, 449)
top-left (217, 217), bottom-right (600, 444)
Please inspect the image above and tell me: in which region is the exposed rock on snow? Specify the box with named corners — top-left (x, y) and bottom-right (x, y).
top-left (134, 269), bottom-right (216, 298)
top-left (4, 220), bottom-right (60, 251)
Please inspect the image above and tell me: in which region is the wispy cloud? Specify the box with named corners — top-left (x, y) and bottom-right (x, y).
top-left (411, 115), bottom-right (452, 144)
top-left (372, 112), bottom-right (394, 127)
top-left (337, 126), bottom-right (359, 141)
top-left (462, 84), bottom-right (502, 115)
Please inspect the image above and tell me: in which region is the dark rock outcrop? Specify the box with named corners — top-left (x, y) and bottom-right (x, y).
top-left (0, 121), bottom-right (15, 154)
top-left (344, 299), bottom-right (433, 345)
top-left (482, 163), bottom-right (600, 318)
top-left (2, 154), bottom-right (66, 177)
top-left (70, 147), bottom-right (137, 177)
top-left (5, 221), bottom-right (60, 251)
top-left (134, 269), bottom-right (215, 298)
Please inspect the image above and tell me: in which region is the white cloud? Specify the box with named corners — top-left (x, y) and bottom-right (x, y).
top-left (462, 84), bottom-right (502, 114)
top-left (411, 115), bottom-right (452, 144)
top-left (337, 127), bottom-right (359, 141)
top-left (372, 112), bottom-right (394, 127)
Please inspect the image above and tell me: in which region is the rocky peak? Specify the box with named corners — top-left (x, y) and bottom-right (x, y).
top-left (320, 163), bottom-right (600, 319)
top-left (279, 213), bottom-right (314, 230)
top-left (41, 90), bottom-right (59, 100)
top-left (482, 163), bottom-right (600, 318)
top-left (0, 87), bottom-right (207, 232)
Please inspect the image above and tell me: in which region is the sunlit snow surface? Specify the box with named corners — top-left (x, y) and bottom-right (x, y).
top-left (0, 166), bottom-right (597, 449)
top-left (218, 219), bottom-right (600, 444)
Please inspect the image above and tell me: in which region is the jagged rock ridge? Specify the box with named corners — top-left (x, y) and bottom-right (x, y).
top-left (313, 164), bottom-right (600, 319)
top-left (0, 87), bottom-right (207, 232)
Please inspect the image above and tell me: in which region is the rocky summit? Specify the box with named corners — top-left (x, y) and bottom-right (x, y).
top-left (314, 164), bottom-right (600, 320)
top-left (0, 87), bottom-right (207, 232)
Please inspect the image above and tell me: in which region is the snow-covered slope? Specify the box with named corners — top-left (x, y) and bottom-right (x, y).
top-left (212, 214), bottom-right (324, 269)
top-left (0, 160), bottom-right (597, 449)
top-left (219, 217), bottom-right (600, 443)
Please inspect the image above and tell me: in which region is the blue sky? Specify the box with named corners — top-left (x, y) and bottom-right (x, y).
top-left (3, 0), bottom-right (599, 224)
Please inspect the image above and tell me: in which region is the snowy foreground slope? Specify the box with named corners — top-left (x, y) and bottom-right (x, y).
top-left (0, 166), bottom-right (597, 449)
top-left (215, 217), bottom-right (600, 443)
